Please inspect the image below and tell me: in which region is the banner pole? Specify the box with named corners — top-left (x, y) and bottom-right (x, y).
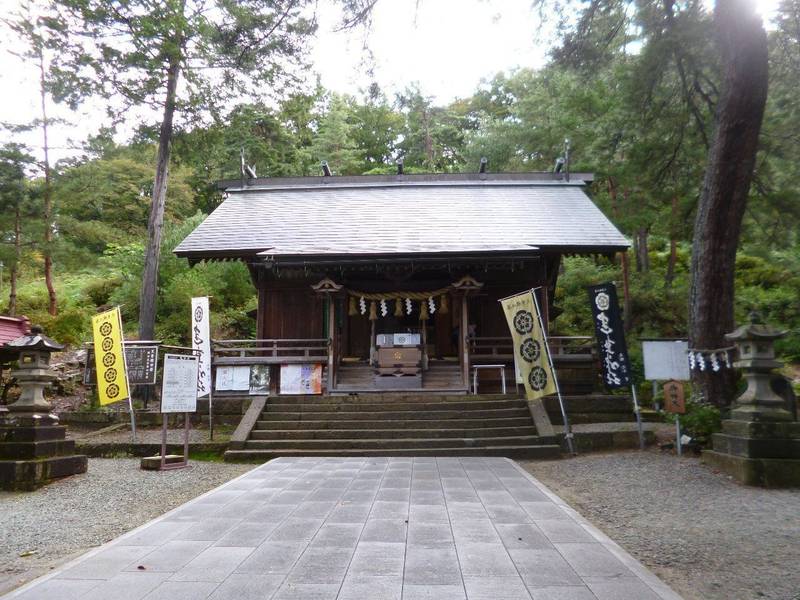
top-left (117, 309), bottom-right (136, 443)
top-left (128, 397), bottom-right (137, 443)
top-left (530, 289), bottom-right (575, 455)
top-left (630, 385), bottom-right (645, 450)
top-left (208, 387), bottom-right (214, 441)
top-left (675, 415), bottom-right (682, 456)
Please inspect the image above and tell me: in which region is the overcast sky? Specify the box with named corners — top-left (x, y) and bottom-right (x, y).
top-left (0, 0), bottom-right (780, 163)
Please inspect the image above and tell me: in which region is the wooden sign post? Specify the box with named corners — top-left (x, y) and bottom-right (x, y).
top-left (157, 353), bottom-right (199, 471)
top-left (663, 380), bottom-right (686, 455)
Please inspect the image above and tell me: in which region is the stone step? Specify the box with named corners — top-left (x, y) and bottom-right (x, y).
top-left (228, 393), bottom-right (523, 404)
top-left (263, 399), bottom-right (528, 413)
top-left (254, 417), bottom-right (534, 430)
top-left (244, 435), bottom-right (551, 451)
top-left (249, 426), bottom-right (539, 440)
top-left (259, 408), bottom-right (530, 421)
top-left (224, 444), bottom-right (562, 461)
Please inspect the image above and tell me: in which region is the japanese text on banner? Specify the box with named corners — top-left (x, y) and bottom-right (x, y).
top-left (91, 307), bottom-right (130, 406)
top-left (587, 283), bottom-right (632, 389)
top-left (191, 297), bottom-right (211, 397)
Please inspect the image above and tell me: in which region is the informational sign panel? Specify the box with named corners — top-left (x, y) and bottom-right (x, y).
top-left (84, 345), bottom-right (157, 386)
top-left (214, 366), bottom-right (250, 391)
top-left (663, 380), bottom-right (686, 414)
top-left (499, 291), bottom-right (556, 400)
top-left (91, 307), bottom-right (130, 406)
top-left (249, 365), bottom-right (270, 395)
top-left (191, 297), bottom-right (211, 398)
top-left (280, 364), bottom-right (323, 395)
top-left (642, 339), bottom-right (690, 381)
top-left (161, 353), bottom-right (199, 413)
top-left (587, 283), bottom-right (632, 389)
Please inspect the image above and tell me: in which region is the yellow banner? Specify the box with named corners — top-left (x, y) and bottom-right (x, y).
top-left (501, 291), bottom-right (557, 400)
top-left (91, 307), bottom-right (130, 406)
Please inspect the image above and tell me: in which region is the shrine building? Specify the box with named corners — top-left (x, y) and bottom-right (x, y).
top-left (174, 171), bottom-right (628, 396)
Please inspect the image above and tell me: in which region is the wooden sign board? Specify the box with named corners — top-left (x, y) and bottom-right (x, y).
top-left (663, 380), bottom-right (686, 414)
top-left (84, 345), bottom-right (158, 386)
top-left (161, 354), bottom-right (199, 413)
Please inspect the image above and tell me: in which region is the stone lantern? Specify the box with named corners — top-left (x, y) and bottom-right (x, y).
top-left (702, 312), bottom-right (800, 487)
top-left (0, 325), bottom-right (87, 490)
top-left (6, 324), bottom-right (64, 415)
top-left (724, 313), bottom-right (793, 423)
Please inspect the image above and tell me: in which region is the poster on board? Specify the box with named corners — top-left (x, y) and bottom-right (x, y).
top-left (280, 364), bottom-right (323, 395)
top-left (214, 366), bottom-right (250, 391)
top-left (249, 365), bottom-right (270, 395)
top-left (161, 353), bottom-right (199, 413)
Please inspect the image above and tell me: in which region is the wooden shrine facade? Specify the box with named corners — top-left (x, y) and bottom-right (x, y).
top-left (175, 172), bottom-right (629, 394)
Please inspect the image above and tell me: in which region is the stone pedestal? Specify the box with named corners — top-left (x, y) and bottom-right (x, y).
top-left (702, 315), bottom-right (800, 487)
top-left (0, 412), bottom-right (88, 491)
top-left (0, 326), bottom-right (88, 491)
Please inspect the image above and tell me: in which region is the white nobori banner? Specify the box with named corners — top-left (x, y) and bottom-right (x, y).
top-left (191, 297), bottom-right (211, 397)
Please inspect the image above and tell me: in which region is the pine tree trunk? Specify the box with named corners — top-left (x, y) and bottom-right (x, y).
top-left (607, 177), bottom-right (633, 331)
top-left (138, 57), bottom-right (181, 341)
top-left (39, 46), bottom-right (57, 316)
top-left (9, 202), bottom-right (20, 316)
top-left (636, 228), bottom-right (650, 272)
top-left (689, 0), bottom-right (768, 406)
top-left (665, 196), bottom-right (678, 288)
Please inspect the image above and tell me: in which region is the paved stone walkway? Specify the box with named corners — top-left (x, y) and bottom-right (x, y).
top-left (4, 458), bottom-right (683, 600)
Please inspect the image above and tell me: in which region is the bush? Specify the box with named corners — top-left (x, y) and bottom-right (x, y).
top-left (666, 400), bottom-right (722, 443)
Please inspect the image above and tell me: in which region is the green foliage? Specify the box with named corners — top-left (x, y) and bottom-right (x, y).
top-left (669, 401), bottom-right (722, 442)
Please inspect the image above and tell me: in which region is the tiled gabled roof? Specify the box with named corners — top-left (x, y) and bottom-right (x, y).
top-left (174, 174), bottom-right (628, 261)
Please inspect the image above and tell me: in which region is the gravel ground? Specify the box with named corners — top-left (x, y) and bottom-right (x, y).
top-left (70, 425), bottom-right (229, 444)
top-left (520, 450), bottom-right (800, 600)
top-left (0, 458), bottom-right (251, 595)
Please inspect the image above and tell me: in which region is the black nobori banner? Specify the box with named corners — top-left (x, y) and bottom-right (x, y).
top-left (587, 282), bottom-right (631, 389)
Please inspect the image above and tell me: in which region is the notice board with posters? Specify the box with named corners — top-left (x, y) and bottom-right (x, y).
top-left (279, 364), bottom-right (323, 395)
top-left (161, 353), bottom-right (200, 413)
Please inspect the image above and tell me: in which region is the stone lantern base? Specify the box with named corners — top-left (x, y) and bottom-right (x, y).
top-left (703, 420), bottom-right (800, 487)
top-left (0, 412), bottom-right (88, 491)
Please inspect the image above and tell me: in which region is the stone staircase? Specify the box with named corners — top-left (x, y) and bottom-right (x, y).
top-left (224, 394), bottom-right (561, 461)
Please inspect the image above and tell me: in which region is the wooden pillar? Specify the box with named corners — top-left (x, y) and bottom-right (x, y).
top-left (541, 259), bottom-right (550, 335)
top-left (256, 279), bottom-right (268, 339)
top-left (461, 293), bottom-right (469, 388)
top-left (327, 296), bottom-right (336, 392)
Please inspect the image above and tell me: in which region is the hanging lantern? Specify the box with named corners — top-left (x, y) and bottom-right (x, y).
top-left (348, 296), bottom-right (357, 316)
top-left (369, 301), bottom-right (377, 321)
top-left (380, 299), bottom-right (388, 317)
top-left (394, 298), bottom-right (403, 317)
top-left (439, 294), bottom-right (449, 314)
top-left (405, 298), bottom-right (413, 315)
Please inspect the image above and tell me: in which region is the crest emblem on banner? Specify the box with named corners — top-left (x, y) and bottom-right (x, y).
top-left (91, 307), bottom-right (130, 406)
top-left (501, 292), bottom-right (557, 400)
